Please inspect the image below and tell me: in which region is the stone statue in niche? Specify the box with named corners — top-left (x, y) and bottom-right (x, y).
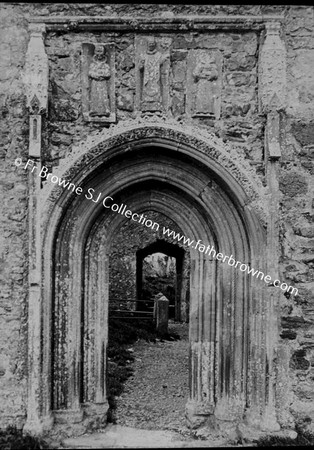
top-left (88, 45), bottom-right (111, 117)
top-left (193, 55), bottom-right (219, 117)
top-left (81, 42), bottom-right (116, 123)
top-left (138, 37), bottom-right (170, 113)
top-left (186, 49), bottom-right (222, 120)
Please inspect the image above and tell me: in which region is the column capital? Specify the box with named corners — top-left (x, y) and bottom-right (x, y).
top-left (265, 21), bottom-right (281, 35)
top-left (29, 22), bottom-right (46, 36)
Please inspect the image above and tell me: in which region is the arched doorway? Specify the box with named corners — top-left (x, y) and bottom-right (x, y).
top-left (30, 121), bottom-right (279, 435)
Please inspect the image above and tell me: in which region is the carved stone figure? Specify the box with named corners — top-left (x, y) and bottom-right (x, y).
top-left (81, 42), bottom-right (116, 123)
top-left (139, 38), bottom-right (169, 112)
top-left (193, 55), bottom-right (219, 117)
top-left (186, 49), bottom-right (222, 120)
top-left (88, 45), bottom-right (111, 117)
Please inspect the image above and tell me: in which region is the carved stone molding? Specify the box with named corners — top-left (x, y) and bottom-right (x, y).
top-left (28, 15), bottom-right (284, 32)
top-left (259, 22), bottom-right (287, 113)
top-left (39, 118), bottom-right (267, 228)
top-left (23, 23), bottom-right (48, 114)
top-left (37, 118), bottom-right (275, 436)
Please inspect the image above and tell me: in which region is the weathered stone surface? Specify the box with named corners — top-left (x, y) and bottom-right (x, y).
top-left (280, 329), bottom-right (297, 340)
top-left (292, 121), bottom-right (314, 146)
top-left (290, 349), bottom-right (310, 370)
top-left (281, 316), bottom-right (305, 328)
top-left (279, 171), bottom-right (308, 197)
top-left (259, 21), bottom-right (287, 112)
top-left (0, 1), bottom-right (314, 442)
top-left (294, 225), bottom-right (314, 238)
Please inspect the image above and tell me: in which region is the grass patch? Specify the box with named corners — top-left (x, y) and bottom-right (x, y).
top-left (106, 318), bottom-right (180, 423)
top-left (0, 426), bottom-right (48, 450)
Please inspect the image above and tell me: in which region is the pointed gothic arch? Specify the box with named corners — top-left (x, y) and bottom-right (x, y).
top-left (26, 120), bottom-right (280, 434)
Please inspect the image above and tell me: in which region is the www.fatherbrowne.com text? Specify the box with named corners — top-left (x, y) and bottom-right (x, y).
top-left (15, 158), bottom-right (298, 297)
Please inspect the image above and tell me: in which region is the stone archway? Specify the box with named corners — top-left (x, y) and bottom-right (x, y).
top-left (25, 120), bottom-right (280, 435)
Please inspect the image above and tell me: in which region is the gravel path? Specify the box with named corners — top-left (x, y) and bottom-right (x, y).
top-left (114, 322), bottom-right (191, 435)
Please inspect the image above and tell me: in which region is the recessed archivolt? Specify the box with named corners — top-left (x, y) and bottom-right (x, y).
top-left (39, 118), bottom-right (267, 230)
top-left (43, 118), bottom-right (272, 423)
top-left (51, 152), bottom-right (253, 263)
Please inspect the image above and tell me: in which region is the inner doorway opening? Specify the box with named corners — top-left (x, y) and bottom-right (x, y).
top-left (141, 252), bottom-right (176, 319)
top-left (136, 240), bottom-right (187, 322)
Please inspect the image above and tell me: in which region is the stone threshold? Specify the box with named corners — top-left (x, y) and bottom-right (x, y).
top-left (58, 424), bottom-right (229, 448)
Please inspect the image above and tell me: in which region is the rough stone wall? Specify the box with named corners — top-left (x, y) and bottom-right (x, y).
top-left (0, 4), bottom-right (30, 429)
top-left (0, 1), bottom-right (313, 433)
top-left (278, 6), bottom-right (314, 433)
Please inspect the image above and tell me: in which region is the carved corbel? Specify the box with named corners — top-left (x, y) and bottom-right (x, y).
top-left (23, 23), bottom-right (48, 158)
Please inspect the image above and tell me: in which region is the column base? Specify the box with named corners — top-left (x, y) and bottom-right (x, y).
top-left (53, 408), bottom-right (84, 424)
top-left (82, 401), bottom-right (109, 418)
top-left (23, 413), bottom-right (54, 436)
top-left (185, 399), bottom-right (215, 429)
top-left (244, 405), bottom-right (280, 432)
top-left (82, 402), bottom-right (109, 429)
top-left (260, 406), bottom-right (281, 432)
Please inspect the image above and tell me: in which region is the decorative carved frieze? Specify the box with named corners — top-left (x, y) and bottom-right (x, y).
top-left (28, 15), bottom-right (284, 32)
top-left (186, 49), bottom-right (222, 120)
top-left (259, 22), bottom-right (286, 113)
top-left (81, 43), bottom-right (116, 123)
top-left (135, 36), bottom-right (171, 116)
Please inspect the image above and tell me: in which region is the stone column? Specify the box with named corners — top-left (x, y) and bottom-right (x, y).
top-left (95, 253), bottom-right (109, 407)
top-left (186, 256), bottom-right (216, 429)
top-left (23, 23), bottom-right (50, 435)
top-left (259, 21), bottom-right (286, 431)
